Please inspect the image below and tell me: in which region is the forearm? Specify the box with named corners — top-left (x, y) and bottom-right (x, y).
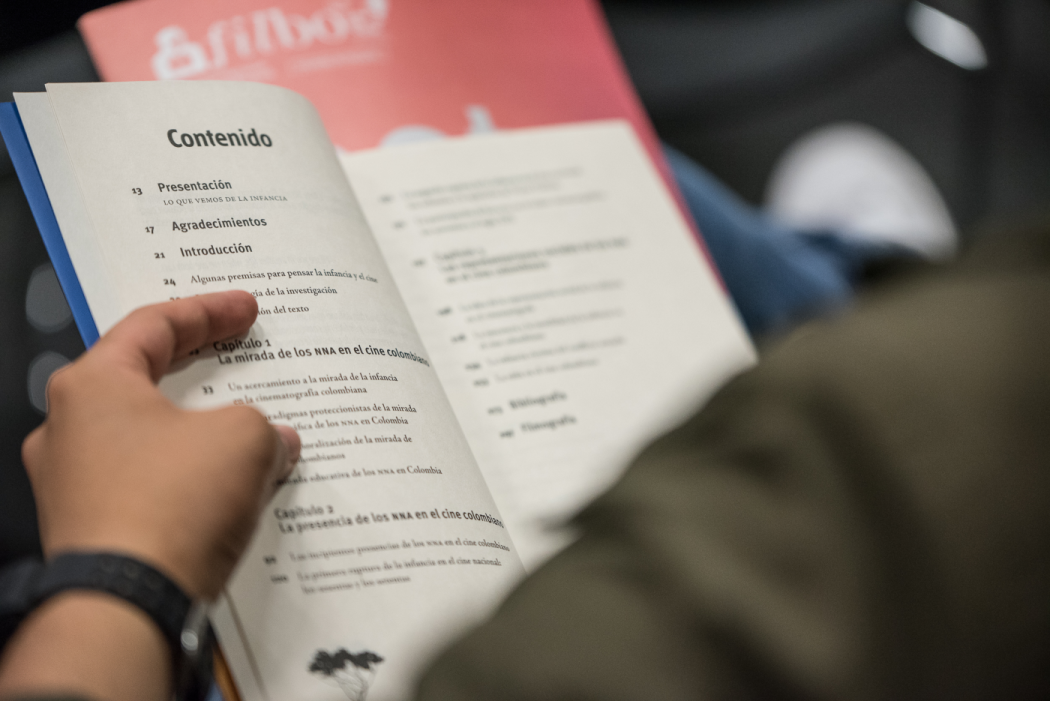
top-left (0, 592), bottom-right (170, 701)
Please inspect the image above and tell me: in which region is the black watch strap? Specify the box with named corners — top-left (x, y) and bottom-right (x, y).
top-left (0, 552), bottom-right (213, 701)
top-left (33, 552), bottom-right (193, 651)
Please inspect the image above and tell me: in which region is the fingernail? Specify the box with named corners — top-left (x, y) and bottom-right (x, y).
top-left (274, 425), bottom-right (301, 475)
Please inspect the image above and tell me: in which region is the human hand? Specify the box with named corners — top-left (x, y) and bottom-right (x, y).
top-left (21, 290), bottom-right (300, 599)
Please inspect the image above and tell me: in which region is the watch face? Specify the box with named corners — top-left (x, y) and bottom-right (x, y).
top-left (176, 601), bottom-right (215, 701)
top-left (182, 600), bottom-right (212, 652)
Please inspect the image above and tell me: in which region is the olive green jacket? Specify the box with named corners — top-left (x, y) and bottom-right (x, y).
top-left (418, 224), bottom-right (1050, 701)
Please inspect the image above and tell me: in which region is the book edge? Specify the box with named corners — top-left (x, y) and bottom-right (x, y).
top-left (0, 101), bottom-right (100, 347)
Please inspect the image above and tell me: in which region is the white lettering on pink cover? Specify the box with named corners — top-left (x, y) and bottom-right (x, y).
top-left (151, 0), bottom-right (389, 79)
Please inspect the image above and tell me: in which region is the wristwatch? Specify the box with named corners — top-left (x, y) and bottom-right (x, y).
top-left (0, 552), bottom-right (213, 701)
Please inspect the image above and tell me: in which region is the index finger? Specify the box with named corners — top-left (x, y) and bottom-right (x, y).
top-left (92, 291), bottom-right (259, 382)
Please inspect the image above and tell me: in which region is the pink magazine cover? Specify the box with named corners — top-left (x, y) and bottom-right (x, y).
top-left (79, 0), bottom-right (715, 263)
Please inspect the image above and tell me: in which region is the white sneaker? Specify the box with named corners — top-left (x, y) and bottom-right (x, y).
top-left (765, 123), bottom-right (958, 260)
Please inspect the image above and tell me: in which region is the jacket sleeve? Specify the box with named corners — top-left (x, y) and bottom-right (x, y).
top-left (416, 259), bottom-right (1050, 701)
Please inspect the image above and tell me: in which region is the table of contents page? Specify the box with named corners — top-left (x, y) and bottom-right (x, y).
top-left (16, 81), bottom-right (523, 701)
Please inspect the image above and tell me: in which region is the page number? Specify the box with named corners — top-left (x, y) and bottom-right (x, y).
top-left (131, 187), bottom-right (143, 195)
top-left (202, 386), bottom-right (214, 395)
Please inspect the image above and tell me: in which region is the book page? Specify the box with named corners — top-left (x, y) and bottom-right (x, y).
top-left (18, 81), bottom-right (523, 701)
top-left (11, 93), bottom-right (123, 335)
top-left (342, 123), bottom-right (756, 565)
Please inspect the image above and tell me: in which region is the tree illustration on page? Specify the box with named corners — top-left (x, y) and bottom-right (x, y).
top-left (309, 649), bottom-right (384, 701)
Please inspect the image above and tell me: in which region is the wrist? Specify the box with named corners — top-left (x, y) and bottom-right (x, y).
top-left (0, 553), bottom-right (214, 701)
top-left (0, 591), bottom-right (170, 701)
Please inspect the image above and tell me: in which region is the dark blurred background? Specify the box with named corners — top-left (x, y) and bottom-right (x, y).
top-left (3, 0), bottom-right (1049, 568)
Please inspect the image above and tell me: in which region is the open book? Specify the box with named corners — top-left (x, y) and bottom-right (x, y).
top-left (0, 81), bottom-right (753, 701)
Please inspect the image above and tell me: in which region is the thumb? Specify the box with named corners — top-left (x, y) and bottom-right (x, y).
top-left (272, 424), bottom-right (301, 481)
top-left (94, 291), bottom-right (258, 383)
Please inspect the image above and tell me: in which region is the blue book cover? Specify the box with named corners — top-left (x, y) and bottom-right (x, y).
top-left (0, 101), bottom-right (99, 347)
